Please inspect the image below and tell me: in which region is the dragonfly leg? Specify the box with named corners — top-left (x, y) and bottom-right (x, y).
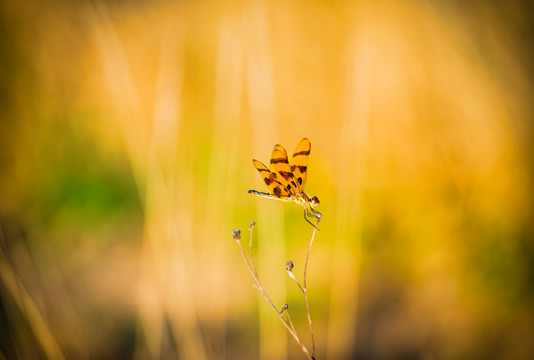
top-left (304, 208), bottom-right (320, 230)
top-left (309, 208), bottom-right (322, 220)
top-left (307, 206), bottom-right (322, 220)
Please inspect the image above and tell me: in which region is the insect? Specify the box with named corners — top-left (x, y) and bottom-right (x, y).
top-left (248, 138), bottom-right (322, 228)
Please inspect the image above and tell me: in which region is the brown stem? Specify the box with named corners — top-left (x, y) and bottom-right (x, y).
top-left (236, 227), bottom-right (313, 360)
top-left (303, 218), bottom-right (319, 290)
top-left (302, 218), bottom-right (320, 357)
top-left (248, 225), bottom-right (257, 276)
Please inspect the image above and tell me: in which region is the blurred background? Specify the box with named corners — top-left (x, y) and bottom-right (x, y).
top-left (1, 0), bottom-right (533, 359)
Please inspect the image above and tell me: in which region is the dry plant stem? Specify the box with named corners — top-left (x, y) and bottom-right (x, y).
top-left (248, 227), bottom-right (257, 276)
top-left (284, 309), bottom-right (304, 349)
top-left (288, 273), bottom-right (315, 359)
top-left (302, 218), bottom-right (320, 357)
top-left (236, 229), bottom-right (313, 360)
top-left (303, 218), bottom-right (320, 289)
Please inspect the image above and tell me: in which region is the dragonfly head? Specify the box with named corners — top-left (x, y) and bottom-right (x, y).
top-left (310, 196), bottom-right (320, 210)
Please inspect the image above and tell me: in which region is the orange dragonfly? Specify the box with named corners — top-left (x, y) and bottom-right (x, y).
top-left (248, 138), bottom-right (322, 228)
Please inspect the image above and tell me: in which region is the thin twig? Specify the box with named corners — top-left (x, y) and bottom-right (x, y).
top-left (284, 307), bottom-right (305, 350)
top-left (285, 217), bottom-right (319, 359)
top-left (302, 218), bottom-right (320, 358)
top-left (248, 222), bottom-right (257, 275)
top-left (303, 218), bottom-right (320, 290)
top-left (303, 285), bottom-right (315, 358)
top-left (286, 266), bottom-right (315, 358)
top-left (285, 307), bottom-right (297, 335)
top-left (233, 227), bottom-right (313, 360)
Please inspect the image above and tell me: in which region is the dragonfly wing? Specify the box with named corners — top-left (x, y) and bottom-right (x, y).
top-left (270, 148), bottom-right (300, 195)
top-left (290, 138), bottom-right (311, 192)
top-left (269, 144), bottom-right (287, 172)
top-left (252, 159), bottom-right (290, 198)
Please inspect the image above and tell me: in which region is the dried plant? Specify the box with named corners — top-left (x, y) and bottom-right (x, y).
top-left (232, 219), bottom-right (320, 359)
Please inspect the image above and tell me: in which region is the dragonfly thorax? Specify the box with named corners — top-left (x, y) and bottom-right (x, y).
top-left (292, 193), bottom-right (320, 210)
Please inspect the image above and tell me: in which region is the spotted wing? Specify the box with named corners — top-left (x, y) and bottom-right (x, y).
top-left (290, 138), bottom-right (311, 192)
top-left (269, 144), bottom-right (287, 172)
top-left (269, 144), bottom-right (300, 195)
top-left (252, 159), bottom-right (290, 198)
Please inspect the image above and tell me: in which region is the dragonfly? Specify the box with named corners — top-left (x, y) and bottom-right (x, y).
top-left (248, 138), bottom-right (322, 228)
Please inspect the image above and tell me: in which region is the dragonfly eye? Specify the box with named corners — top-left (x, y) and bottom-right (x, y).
top-left (310, 196), bottom-right (320, 208)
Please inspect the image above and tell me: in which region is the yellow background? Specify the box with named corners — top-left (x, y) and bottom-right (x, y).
top-left (1, 0), bottom-right (533, 359)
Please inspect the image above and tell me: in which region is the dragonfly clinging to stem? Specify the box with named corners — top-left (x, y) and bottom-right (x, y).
top-left (248, 138), bottom-right (322, 228)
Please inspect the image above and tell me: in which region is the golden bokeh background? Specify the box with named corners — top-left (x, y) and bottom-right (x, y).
top-left (1, 0), bottom-right (533, 359)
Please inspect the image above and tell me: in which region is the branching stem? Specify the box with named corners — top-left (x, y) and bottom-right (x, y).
top-left (235, 225), bottom-right (313, 360)
top-left (301, 218), bottom-right (320, 357)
